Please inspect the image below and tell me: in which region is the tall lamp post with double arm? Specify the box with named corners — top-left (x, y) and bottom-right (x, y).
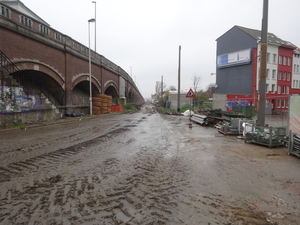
top-left (88, 18), bottom-right (95, 115)
top-left (92, 1), bottom-right (96, 52)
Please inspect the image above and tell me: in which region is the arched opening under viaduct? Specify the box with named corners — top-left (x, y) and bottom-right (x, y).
top-left (72, 80), bottom-right (101, 106)
top-left (127, 89), bottom-right (133, 103)
top-left (104, 85), bottom-right (118, 105)
top-left (10, 69), bottom-right (65, 109)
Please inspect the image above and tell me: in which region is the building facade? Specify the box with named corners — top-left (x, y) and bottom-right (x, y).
top-left (215, 25), bottom-right (300, 114)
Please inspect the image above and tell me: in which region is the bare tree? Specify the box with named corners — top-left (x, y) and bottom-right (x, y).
top-left (155, 81), bottom-right (161, 98)
top-left (191, 74), bottom-right (201, 93)
top-left (155, 81), bottom-right (167, 98)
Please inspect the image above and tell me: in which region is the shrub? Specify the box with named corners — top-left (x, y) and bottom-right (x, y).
top-left (123, 103), bottom-right (138, 113)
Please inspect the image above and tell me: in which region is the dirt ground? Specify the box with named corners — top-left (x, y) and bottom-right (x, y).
top-left (0, 104), bottom-right (299, 225)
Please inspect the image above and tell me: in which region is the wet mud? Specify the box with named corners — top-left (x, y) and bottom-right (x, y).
top-left (0, 105), bottom-right (299, 224)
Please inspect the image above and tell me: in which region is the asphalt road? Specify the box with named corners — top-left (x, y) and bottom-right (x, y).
top-left (0, 104), bottom-right (299, 224)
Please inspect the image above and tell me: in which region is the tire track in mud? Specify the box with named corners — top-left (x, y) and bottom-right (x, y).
top-left (123, 147), bottom-right (187, 224)
top-left (0, 112), bottom-right (188, 224)
top-left (0, 113), bottom-right (150, 224)
top-left (0, 127), bottom-right (130, 183)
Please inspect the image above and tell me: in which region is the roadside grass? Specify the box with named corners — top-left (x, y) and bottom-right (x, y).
top-left (122, 103), bottom-right (138, 113)
top-left (0, 123), bottom-right (26, 130)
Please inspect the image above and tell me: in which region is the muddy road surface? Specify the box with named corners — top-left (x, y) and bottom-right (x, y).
top-left (0, 104), bottom-right (299, 225)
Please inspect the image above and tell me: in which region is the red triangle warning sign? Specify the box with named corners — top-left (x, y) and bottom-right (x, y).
top-left (186, 88), bottom-right (196, 98)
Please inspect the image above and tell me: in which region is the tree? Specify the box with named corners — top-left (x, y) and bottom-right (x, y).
top-left (169, 85), bottom-right (177, 91)
top-left (155, 81), bottom-right (166, 98)
top-left (206, 83), bottom-right (217, 98)
top-left (191, 74), bottom-right (201, 94)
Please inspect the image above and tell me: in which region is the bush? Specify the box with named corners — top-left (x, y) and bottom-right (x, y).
top-left (158, 107), bottom-right (166, 114)
top-left (123, 103), bottom-right (138, 113)
top-left (180, 104), bottom-right (192, 112)
top-left (203, 102), bottom-right (212, 109)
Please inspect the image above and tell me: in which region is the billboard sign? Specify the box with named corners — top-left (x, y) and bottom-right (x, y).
top-left (217, 49), bottom-right (251, 68)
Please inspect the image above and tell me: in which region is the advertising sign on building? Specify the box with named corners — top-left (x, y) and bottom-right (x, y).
top-left (217, 49), bottom-right (251, 68)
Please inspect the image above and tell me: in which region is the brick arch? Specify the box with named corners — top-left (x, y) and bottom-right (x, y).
top-left (12, 60), bottom-right (65, 90)
top-left (103, 80), bottom-right (119, 95)
top-left (126, 86), bottom-right (133, 95)
top-left (72, 73), bottom-right (101, 93)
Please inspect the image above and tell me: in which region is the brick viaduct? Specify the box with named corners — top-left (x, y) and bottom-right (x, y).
top-left (0, 2), bottom-right (144, 126)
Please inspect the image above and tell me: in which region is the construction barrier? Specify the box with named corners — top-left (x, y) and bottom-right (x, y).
top-left (111, 105), bottom-right (123, 112)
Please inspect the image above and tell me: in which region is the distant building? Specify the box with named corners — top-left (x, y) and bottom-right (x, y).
top-left (215, 25), bottom-right (300, 114)
top-left (168, 91), bottom-right (190, 110)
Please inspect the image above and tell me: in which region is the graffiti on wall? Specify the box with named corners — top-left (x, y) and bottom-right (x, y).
top-left (226, 100), bottom-right (250, 111)
top-left (0, 86), bottom-right (52, 113)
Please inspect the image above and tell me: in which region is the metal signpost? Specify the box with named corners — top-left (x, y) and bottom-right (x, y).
top-left (186, 88), bottom-right (196, 128)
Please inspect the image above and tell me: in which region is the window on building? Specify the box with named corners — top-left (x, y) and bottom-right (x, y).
top-left (279, 55), bottom-right (282, 64)
top-left (272, 84), bottom-right (275, 93)
top-left (278, 71), bottom-right (282, 80)
top-left (293, 80), bottom-right (295, 88)
top-left (55, 32), bottom-right (61, 41)
top-left (277, 99), bottom-right (281, 108)
top-left (278, 85), bottom-right (281, 94)
top-left (267, 69), bottom-right (269, 79)
top-left (1, 5), bottom-right (10, 18)
top-left (272, 70), bottom-right (276, 79)
top-left (273, 54), bottom-right (277, 63)
top-left (287, 86), bottom-right (290, 94)
top-left (81, 46), bottom-right (87, 54)
top-left (20, 15), bottom-right (32, 28)
top-left (283, 56), bottom-right (287, 65)
top-left (282, 99), bottom-right (285, 108)
top-left (73, 42), bottom-right (78, 49)
top-left (288, 57), bottom-right (291, 66)
top-left (297, 80), bottom-right (299, 88)
top-left (266, 84), bottom-right (269, 93)
top-left (297, 65), bottom-right (299, 73)
top-left (283, 72), bottom-right (286, 80)
top-left (39, 24), bottom-right (50, 35)
top-left (287, 72), bottom-right (291, 81)
top-left (267, 53), bottom-right (270, 63)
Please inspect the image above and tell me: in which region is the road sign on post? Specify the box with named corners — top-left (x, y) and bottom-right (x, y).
top-left (186, 88), bottom-right (196, 128)
top-left (186, 88), bottom-right (196, 98)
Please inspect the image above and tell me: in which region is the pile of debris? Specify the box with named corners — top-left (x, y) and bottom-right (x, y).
top-left (244, 125), bottom-right (286, 148)
top-left (288, 133), bottom-right (300, 157)
top-left (216, 119), bottom-right (256, 136)
top-left (190, 113), bottom-right (229, 127)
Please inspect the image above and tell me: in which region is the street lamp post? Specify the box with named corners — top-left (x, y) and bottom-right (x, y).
top-left (88, 18), bottom-right (95, 116)
top-left (92, 1), bottom-right (96, 52)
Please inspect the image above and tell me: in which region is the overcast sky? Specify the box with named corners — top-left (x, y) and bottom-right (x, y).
top-left (23, 0), bottom-right (300, 99)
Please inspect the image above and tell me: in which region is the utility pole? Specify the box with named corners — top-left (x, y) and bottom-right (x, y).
top-left (177, 45), bottom-right (181, 112)
top-left (257, 0), bottom-right (268, 126)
